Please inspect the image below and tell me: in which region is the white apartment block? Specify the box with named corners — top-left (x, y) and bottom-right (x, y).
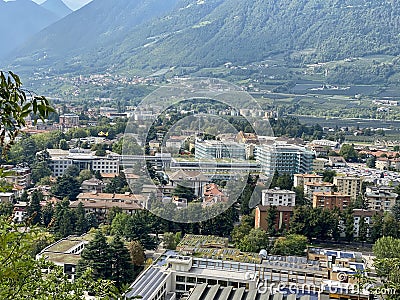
top-left (261, 188), bottom-right (296, 206)
top-left (46, 149), bottom-right (119, 177)
top-left (333, 176), bottom-right (362, 200)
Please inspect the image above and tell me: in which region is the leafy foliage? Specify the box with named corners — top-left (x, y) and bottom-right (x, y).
top-left (0, 71), bottom-right (53, 155)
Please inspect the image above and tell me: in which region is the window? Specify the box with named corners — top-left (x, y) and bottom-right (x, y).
top-left (176, 276), bottom-right (185, 283)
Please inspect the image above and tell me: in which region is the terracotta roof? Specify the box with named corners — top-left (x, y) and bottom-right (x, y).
top-left (70, 200), bottom-right (143, 210)
top-left (77, 192), bottom-right (146, 202)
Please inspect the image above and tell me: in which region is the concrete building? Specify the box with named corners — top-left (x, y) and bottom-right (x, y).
top-left (255, 143), bottom-right (314, 176)
top-left (328, 156), bottom-right (347, 167)
top-left (45, 148), bottom-right (119, 177)
top-left (312, 192), bottom-right (351, 210)
top-left (255, 205), bottom-right (294, 232)
top-left (195, 139), bottom-right (246, 160)
top-left (304, 182), bottom-right (334, 200)
top-left (36, 235), bottom-right (91, 281)
top-left (261, 188), bottom-right (296, 206)
top-left (312, 158), bottom-right (327, 172)
top-left (365, 189), bottom-right (398, 211)
top-left (353, 209), bottom-right (376, 238)
top-left (4, 165), bottom-right (31, 188)
top-left (293, 173), bottom-right (323, 188)
top-left (333, 176), bottom-right (362, 200)
top-left (80, 178), bottom-right (105, 193)
top-left (168, 170), bottom-right (210, 197)
top-left (59, 113), bottom-right (79, 128)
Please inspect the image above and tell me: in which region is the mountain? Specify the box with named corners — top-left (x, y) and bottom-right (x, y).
top-left (41, 0), bottom-right (72, 18)
top-left (0, 0), bottom-right (58, 58)
top-left (8, 0), bottom-right (400, 77)
top-left (9, 0), bottom-right (181, 72)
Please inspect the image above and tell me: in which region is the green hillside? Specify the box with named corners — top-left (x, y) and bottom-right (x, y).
top-left (8, 0), bottom-right (400, 83)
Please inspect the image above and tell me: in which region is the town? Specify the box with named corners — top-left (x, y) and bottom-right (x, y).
top-left (1, 80), bottom-right (400, 299)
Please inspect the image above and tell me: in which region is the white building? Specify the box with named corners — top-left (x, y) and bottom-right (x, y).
top-left (195, 139), bottom-right (246, 160)
top-left (261, 188), bottom-right (296, 206)
top-left (256, 142), bottom-right (314, 176)
top-left (45, 148), bottom-right (119, 177)
top-left (304, 182), bottom-right (334, 200)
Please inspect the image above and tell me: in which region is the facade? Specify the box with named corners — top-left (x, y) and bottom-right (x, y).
top-left (80, 178), bottom-right (105, 193)
top-left (328, 156), bottom-right (347, 167)
top-left (365, 189), bottom-right (398, 211)
top-left (293, 173), bottom-right (323, 188)
top-left (46, 148), bottom-right (119, 177)
top-left (255, 143), bottom-right (314, 176)
top-left (312, 158), bottom-right (327, 172)
top-left (333, 176), bottom-right (362, 200)
top-left (353, 209), bottom-right (375, 238)
top-left (261, 188), bottom-right (296, 206)
top-left (304, 182), bottom-right (334, 200)
top-left (59, 113), bottom-right (79, 128)
top-left (202, 183), bottom-right (228, 207)
top-left (4, 166), bottom-right (31, 188)
top-left (312, 192), bottom-right (351, 210)
top-left (255, 205), bottom-right (294, 232)
top-left (168, 170), bottom-right (210, 197)
top-left (195, 139), bottom-right (246, 160)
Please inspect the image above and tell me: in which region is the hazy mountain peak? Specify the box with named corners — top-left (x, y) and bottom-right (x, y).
top-left (41, 0), bottom-right (72, 18)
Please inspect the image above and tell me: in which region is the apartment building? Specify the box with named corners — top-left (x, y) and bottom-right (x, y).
top-left (365, 189), bottom-right (398, 211)
top-left (304, 182), bottom-right (334, 200)
top-left (312, 192), bottom-right (351, 210)
top-left (333, 176), bottom-right (362, 200)
top-left (255, 205), bottom-right (294, 232)
top-left (261, 188), bottom-right (296, 206)
top-left (293, 173), bottom-right (323, 188)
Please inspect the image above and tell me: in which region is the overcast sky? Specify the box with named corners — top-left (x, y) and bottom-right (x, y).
top-left (32, 0), bottom-right (92, 10)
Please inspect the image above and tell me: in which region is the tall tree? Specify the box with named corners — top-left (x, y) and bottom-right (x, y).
top-left (75, 202), bottom-right (88, 235)
top-left (109, 235), bottom-right (135, 290)
top-left (76, 230), bottom-right (112, 280)
top-left (26, 190), bottom-right (43, 225)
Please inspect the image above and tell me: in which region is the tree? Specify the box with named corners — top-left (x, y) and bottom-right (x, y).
top-left (322, 169), bottom-right (336, 183)
top-left (171, 184), bottom-right (196, 202)
top-left (52, 199), bottom-right (76, 238)
top-left (366, 156), bottom-right (376, 168)
top-left (370, 212), bottom-right (383, 242)
top-left (104, 173), bottom-right (129, 194)
top-left (26, 190), bottom-right (43, 225)
top-left (31, 161), bottom-right (52, 184)
top-left (109, 235), bottom-right (135, 290)
top-left (64, 165), bottom-right (80, 178)
top-left (339, 144), bottom-right (358, 162)
top-left (266, 205), bottom-right (278, 236)
top-left (358, 216), bottom-right (369, 243)
top-left (271, 234), bottom-right (308, 256)
top-left (128, 240), bottom-right (145, 268)
top-left (163, 232), bottom-right (178, 250)
top-left (238, 228), bottom-right (270, 253)
top-left (76, 230), bottom-right (112, 280)
top-left (75, 202), bottom-right (88, 235)
top-left (373, 236), bottom-right (400, 259)
top-left (59, 139), bottom-right (69, 150)
top-left (0, 217), bottom-right (118, 299)
top-left (51, 175), bottom-right (81, 200)
top-left (0, 71), bottom-right (53, 155)
top-left (344, 206), bottom-right (355, 242)
top-left (42, 202), bottom-right (54, 227)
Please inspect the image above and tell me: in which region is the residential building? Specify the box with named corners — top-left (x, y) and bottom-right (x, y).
top-left (333, 176), bottom-right (362, 200)
top-left (328, 156), bottom-right (347, 167)
top-left (312, 158), bottom-right (327, 172)
top-left (4, 165), bottom-right (31, 188)
top-left (375, 157), bottom-right (390, 170)
top-left (45, 148), bottom-right (119, 177)
top-left (80, 178), bottom-right (105, 193)
top-left (312, 192), bottom-right (351, 210)
top-left (195, 139), bottom-right (246, 160)
top-left (202, 183), bottom-right (228, 207)
top-left (255, 142), bottom-right (314, 176)
top-left (365, 189), bottom-right (398, 211)
top-left (0, 192), bottom-right (14, 202)
top-left (293, 173), bottom-right (323, 188)
top-left (168, 170), bottom-right (210, 197)
top-left (353, 209), bottom-right (376, 238)
top-left (75, 192), bottom-right (147, 208)
top-left (13, 201), bottom-right (27, 223)
top-left (261, 188), bottom-right (296, 206)
top-left (236, 131), bottom-right (259, 144)
top-left (59, 113), bottom-right (79, 128)
top-left (304, 182), bottom-right (334, 200)
top-left (255, 205), bottom-right (294, 232)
